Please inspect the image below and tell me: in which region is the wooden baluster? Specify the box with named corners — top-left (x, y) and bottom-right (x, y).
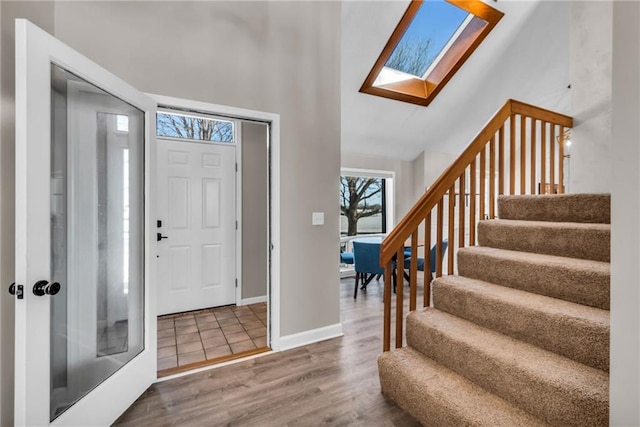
top-left (559, 126), bottom-right (565, 194)
top-left (423, 212), bottom-right (432, 308)
top-left (395, 249), bottom-right (404, 349)
top-left (480, 146), bottom-right (486, 221)
top-left (510, 114), bottom-right (516, 194)
top-left (530, 118), bottom-right (537, 194)
top-left (409, 230), bottom-right (418, 312)
top-left (520, 115), bottom-right (526, 194)
top-left (489, 136), bottom-right (496, 218)
top-left (459, 171), bottom-right (466, 251)
top-left (436, 200), bottom-right (444, 278)
top-left (541, 121), bottom-right (547, 194)
top-left (550, 124), bottom-right (556, 193)
top-left (448, 185), bottom-right (455, 275)
top-left (383, 261), bottom-right (392, 351)
top-left (470, 158), bottom-right (477, 246)
top-left (498, 126), bottom-right (505, 197)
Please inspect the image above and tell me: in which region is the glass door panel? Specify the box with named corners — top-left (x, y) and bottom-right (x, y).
top-left (50, 64), bottom-right (145, 421)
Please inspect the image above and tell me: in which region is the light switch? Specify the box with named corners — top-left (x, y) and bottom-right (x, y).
top-left (312, 212), bottom-right (324, 226)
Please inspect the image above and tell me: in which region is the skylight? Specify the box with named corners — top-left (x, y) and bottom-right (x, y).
top-left (384, 1), bottom-right (470, 78)
top-left (361, 0), bottom-right (503, 107)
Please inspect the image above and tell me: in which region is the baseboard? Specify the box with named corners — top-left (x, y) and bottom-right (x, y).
top-left (240, 295), bottom-right (267, 305)
top-left (278, 323), bottom-right (343, 351)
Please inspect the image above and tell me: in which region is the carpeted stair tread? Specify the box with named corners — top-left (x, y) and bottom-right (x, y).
top-left (378, 347), bottom-right (548, 427)
top-left (407, 309), bottom-right (609, 426)
top-left (498, 194), bottom-right (610, 224)
top-left (432, 275), bottom-right (609, 371)
top-left (477, 219), bottom-right (610, 262)
top-left (457, 246), bottom-right (610, 309)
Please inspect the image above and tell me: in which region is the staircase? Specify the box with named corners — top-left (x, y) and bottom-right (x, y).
top-left (378, 194), bottom-right (610, 426)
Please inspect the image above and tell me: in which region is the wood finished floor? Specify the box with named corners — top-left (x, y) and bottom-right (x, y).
top-left (114, 277), bottom-right (421, 426)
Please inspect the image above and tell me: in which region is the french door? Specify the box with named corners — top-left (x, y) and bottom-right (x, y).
top-left (14, 19), bottom-right (157, 425)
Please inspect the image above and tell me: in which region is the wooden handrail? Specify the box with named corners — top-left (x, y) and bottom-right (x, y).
top-left (381, 99), bottom-right (572, 352)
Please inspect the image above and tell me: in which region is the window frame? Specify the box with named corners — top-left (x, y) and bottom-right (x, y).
top-left (156, 108), bottom-right (236, 144)
top-left (340, 168), bottom-right (395, 237)
top-left (360, 0), bottom-right (503, 106)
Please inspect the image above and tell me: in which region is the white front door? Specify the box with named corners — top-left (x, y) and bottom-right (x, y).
top-left (157, 138), bottom-right (237, 315)
top-left (14, 20), bottom-right (156, 426)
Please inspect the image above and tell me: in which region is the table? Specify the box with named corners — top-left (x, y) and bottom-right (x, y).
top-left (351, 235), bottom-right (426, 289)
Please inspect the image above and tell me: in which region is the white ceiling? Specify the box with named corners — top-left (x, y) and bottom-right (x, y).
top-left (341, 0), bottom-right (571, 161)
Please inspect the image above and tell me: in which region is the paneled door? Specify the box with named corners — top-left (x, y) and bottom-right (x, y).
top-left (157, 138), bottom-right (236, 315)
top-left (14, 20), bottom-right (156, 425)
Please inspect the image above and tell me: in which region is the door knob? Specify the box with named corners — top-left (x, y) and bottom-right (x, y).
top-left (9, 282), bottom-right (23, 299)
top-left (157, 232), bottom-right (168, 242)
top-left (33, 280), bottom-right (61, 296)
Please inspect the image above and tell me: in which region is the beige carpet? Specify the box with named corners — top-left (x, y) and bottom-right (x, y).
top-left (378, 194), bottom-right (610, 426)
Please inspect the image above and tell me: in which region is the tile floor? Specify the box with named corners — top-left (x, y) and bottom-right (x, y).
top-left (156, 302), bottom-right (268, 372)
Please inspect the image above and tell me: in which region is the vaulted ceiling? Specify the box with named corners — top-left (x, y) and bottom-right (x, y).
top-left (341, 0), bottom-right (570, 161)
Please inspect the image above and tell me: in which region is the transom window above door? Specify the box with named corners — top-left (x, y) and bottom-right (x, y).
top-left (360, 0), bottom-right (503, 106)
top-left (157, 110), bottom-right (235, 143)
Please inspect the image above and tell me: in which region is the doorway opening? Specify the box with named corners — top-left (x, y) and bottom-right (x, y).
top-left (339, 168), bottom-right (395, 279)
top-left (151, 98), bottom-right (273, 377)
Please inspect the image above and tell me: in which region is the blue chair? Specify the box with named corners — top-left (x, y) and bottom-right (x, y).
top-left (352, 240), bottom-right (387, 299)
top-left (404, 239), bottom-right (449, 281)
top-left (340, 252), bottom-right (354, 265)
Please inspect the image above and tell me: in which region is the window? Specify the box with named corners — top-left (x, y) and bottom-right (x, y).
top-left (340, 175), bottom-right (387, 236)
top-left (116, 114), bottom-right (129, 133)
top-left (360, 0), bottom-right (503, 106)
top-left (156, 111), bottom-right (234, 143)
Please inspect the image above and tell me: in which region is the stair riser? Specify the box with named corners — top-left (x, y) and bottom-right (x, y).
top-left (458, 249), bottom-right (610, 310)
top-left (432, 278), bottom-right (610, 371)
top-left (477, 221), bottom-right (610, 262)
top-left (378, 350), bottom-right (548, 427)
top-left (407, 315), bottom-right (608, 427)
top-left (498, 194), bottom-right (610, 224)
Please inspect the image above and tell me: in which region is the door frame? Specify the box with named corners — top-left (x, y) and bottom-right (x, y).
top-left (149, 94), bottom-right (281, 351)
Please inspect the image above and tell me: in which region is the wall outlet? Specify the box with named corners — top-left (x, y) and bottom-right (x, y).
top-left (312, 212), bottom-right (324, 226)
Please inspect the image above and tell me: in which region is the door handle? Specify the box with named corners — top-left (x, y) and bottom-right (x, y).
top-left (157, 233), bottom-right (168, 242)
top-left (33, 280), bottom-right (61, 296)
top-left (8, 282), bottom-right (24, 299)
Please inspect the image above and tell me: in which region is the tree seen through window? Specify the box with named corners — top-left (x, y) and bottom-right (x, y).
top-left (340, 176), bottom-right (386, 236)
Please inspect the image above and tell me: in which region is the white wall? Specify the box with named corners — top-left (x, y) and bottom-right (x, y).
top-left (610, 2), bottom-right (640, 424)
top-left (423, 149), bottom-right (458, 191)
top-left (570, 1), bottom-right (612, 193)
top-left (0, 2), bottom-right (341, 422)
top-left (412, 151), bottom-right (425, 202)
top-left (52, 0), bottom-right (342, 337)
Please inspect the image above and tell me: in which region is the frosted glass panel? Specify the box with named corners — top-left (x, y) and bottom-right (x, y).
top-left (50, 64), bottom-right (144, 421)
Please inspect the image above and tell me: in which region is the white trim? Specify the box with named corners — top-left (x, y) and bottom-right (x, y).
top-left (268, 119), bottom-right (281, 350)
top-left (155, 349), bottom-right (276, 383)
top-left (235, 120), bottom-right (243, 306)
top-left (148, 93), bottom-right (281, 352)
top-left (240, 295), bottom-right (267, 306)
top-left (278, 323), bottom-right (343, 351)
top-left (340, 167), bottom-right (394, 180)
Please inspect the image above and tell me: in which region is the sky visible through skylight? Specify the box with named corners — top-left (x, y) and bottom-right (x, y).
top-left (385, 0), bottom-right (470, 77)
